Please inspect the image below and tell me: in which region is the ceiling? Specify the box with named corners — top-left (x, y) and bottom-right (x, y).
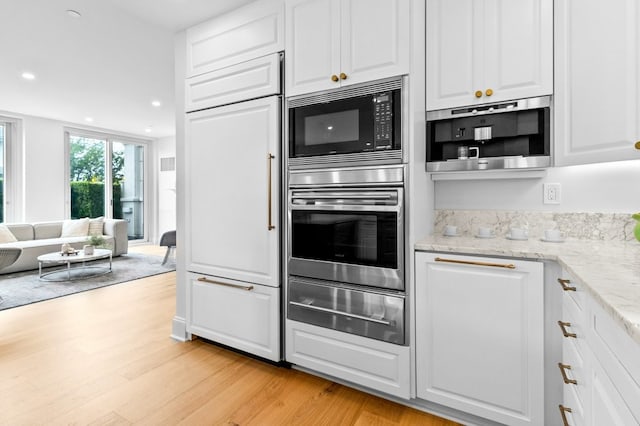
top-left (0, 0), bottom-right (255, 139)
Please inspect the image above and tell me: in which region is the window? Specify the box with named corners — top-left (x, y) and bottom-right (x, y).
top-left (0, 118), bottom-right (16, 223)
top-left (66, 130), bottom-right (148, 241)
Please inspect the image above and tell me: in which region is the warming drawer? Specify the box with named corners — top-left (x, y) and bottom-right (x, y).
top-left (288, 277), bottom-right (405, 345)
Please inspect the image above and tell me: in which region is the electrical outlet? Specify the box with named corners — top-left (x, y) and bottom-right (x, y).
top-left (543, 183), bottom-right (561, 204)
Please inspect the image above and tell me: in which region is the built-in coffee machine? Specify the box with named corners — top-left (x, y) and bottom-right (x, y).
top-left (426, 96), bottom-right (551, 172)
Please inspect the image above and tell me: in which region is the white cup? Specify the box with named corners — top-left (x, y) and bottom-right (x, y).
top-left (545, 229), bottom-right (562, 241)
top-left (477, 226), bottom-right (492, 237)
top-left (509, 227), bottom-right (528, 239)
top-left (444, 225), bottom-right (457, 236)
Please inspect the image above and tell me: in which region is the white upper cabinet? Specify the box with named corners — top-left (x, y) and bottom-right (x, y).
top-left (185, 0), bottom-right (284, 78)
top-left (554, 0), bottom-right (640, 166)
top-left (426, 0), bottom-right (553, 111)
top-left (285, 0), bottom-right (410, 96)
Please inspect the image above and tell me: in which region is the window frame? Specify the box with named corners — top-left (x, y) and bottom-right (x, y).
top-left (64, 127), bottom-right (152, 242)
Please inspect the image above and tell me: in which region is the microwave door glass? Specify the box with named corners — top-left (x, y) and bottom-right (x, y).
top-left (304, 110), bottom-right (360, 147)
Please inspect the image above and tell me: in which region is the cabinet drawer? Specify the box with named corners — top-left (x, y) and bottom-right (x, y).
top-left (588, 300), bottom-right (640, 422)
top-left (561, 293), bottom-right (588, 355)
top-left (187, 273), bottom-right (280, 362)
top-left (561, 327), bottom-right (588, 404)
top-left (285, 319), bottom-right (410, 399)
top-left (561, 380), bottom-right (585, 426)
top-left (557, 272), bottom-right (584, 311)
top-left (186, 54), bottom-right (281, 112)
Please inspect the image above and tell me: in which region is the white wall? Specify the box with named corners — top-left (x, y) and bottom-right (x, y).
top-left (434, 159), bottom-right (640, 213)
top-left (156, 135), bottom-right (177, 240)
top-left (21, 115), bottom-right (67, 222)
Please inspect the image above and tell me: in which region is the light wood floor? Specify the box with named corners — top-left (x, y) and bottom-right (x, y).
top-left (0, 245), bottom-right (458, 425)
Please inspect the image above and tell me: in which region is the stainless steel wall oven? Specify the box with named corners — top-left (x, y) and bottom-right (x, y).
top-left (286, 166), bottom-right (406, 345)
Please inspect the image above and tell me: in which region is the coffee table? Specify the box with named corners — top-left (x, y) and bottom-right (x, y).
top-left (37, 248), bottom-right (113, 281)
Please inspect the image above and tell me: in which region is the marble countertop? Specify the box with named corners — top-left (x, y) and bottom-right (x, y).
top-left (415, 235), bottom-right (640, 345)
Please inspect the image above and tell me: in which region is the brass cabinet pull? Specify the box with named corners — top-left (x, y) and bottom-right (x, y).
top-left (331, 74), bottom-right (339, 82)
top-left (559, 405), bottom-right (572, 426)
top-left (197, 277), bottom-right (254, 291)
top-left (475, 90), bottom-right (483, 98)
top-left (558, 363), bottom-right (578, 385)
top-left (435, 257), bottom-right (516, 269)
top-left (558, 278), bottom-right (576, 291)
top-left (635, 141), bottom-right (640, 150)
top-left (558, 321), bottom-right (577, 338)
top-left (485, 88), bottom-right (493, 96)
top-left (339, 72), bottom-right (347, 80)
top-left (267, 153), bottom-right (275, 231)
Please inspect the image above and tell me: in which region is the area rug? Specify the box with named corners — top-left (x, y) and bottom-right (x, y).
top-left (0, 252), bottom-right (175, 311)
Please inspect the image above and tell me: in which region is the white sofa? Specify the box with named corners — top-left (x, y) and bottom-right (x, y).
top-left (0, 218), bottom-right (128, 274)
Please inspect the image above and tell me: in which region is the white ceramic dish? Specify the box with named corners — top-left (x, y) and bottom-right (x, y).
top-left (540, 237), bottom-right (565, 243)
top-left (506, 234), bottom-right (528, 241)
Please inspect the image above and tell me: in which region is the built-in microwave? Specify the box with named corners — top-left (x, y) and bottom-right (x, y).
top-left (287, 78), bottom-right (403, 169)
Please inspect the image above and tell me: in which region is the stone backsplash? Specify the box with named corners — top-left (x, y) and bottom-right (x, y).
top-left (434, 210), bottom-right (638, 241)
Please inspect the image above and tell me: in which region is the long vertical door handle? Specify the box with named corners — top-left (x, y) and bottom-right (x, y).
top-left (267, 153), bottom-right (275, 230)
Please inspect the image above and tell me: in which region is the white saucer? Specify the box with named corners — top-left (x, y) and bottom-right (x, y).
top-left (540, 237), bottom-right (565, 243)
top-left (506, 234), bottom-right (528, 241)
top-left (475, 234), bottom-right (495, 239)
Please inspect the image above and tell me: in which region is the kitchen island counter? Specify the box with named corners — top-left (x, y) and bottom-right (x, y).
top-left (415, 235), bottom-right (640, 345)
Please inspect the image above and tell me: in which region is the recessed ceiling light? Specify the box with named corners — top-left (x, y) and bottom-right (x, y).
top-left (151, 100), bottom-right (161, 107)
top-left (145, 127), bottom-right (152, 133)
top-left (66, 9), bottom-right (82, 18)
top-left (21, 72), bottom-right (36, 80)
top-left (84, 117), bottom-right (94, 123)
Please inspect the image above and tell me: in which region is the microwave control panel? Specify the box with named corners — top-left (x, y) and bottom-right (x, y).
top-left (374, 93), bottom-right (393, 149)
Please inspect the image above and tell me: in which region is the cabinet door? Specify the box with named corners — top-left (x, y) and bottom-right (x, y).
top-left (415, 252), bottom-right (544, 426)
top-left (426, 0), bottom-right (480, 110)
top-left (185, 0), bottom-right (284, 78)
top-left (187, 273), bottom-right (280, 361)
top-left (340, 0), bottom-right (410, 87)
top-left (589, 357), bottom-right (638, 426)
top-left (483, 0), bottom-right (553, 104)
top-left (185, 96), bottom-right (280, 287)
top-left (555, 0), bottom-right (640, 166)
top-left (285, 0), bottom-right (341, 96)
top-left (426, 0), bottom-right (552, 110)
top-left (286, 319), bottom-right (410, 399)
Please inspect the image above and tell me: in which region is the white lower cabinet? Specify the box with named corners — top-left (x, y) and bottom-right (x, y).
top-left (285, 319), bottom-right (410, 399)
top-left (415, 252), bottom-right (544, 426)
top-left (187, 272), bottom-right (280, 362)
top-left (556, 270), bottom-right (640, 426)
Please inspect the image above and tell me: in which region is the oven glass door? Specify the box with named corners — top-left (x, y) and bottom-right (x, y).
top-left (291, 210), bottom-right (397, 268)
top-left (289, 188), bottom-right (403, 290)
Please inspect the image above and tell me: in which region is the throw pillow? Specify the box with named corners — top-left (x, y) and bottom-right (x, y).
top-left (88, 216), bottom-right (104, 235)
top-left (0, 224), bottom-right (18, 243)
top-left (60, 218), bottom-right (90, 237)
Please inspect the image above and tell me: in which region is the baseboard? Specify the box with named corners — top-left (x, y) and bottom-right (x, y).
top-left (170, 315), bottom-right (188, 341)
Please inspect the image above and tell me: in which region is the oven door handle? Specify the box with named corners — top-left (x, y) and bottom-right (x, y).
top-left (290, 300), bottom-right (391, 325)
top-left (292, 194), bottom-right (393, 200)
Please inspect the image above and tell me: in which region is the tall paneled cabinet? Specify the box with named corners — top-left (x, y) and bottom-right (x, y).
top-left (179, 0), bottom-right (285, 362)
